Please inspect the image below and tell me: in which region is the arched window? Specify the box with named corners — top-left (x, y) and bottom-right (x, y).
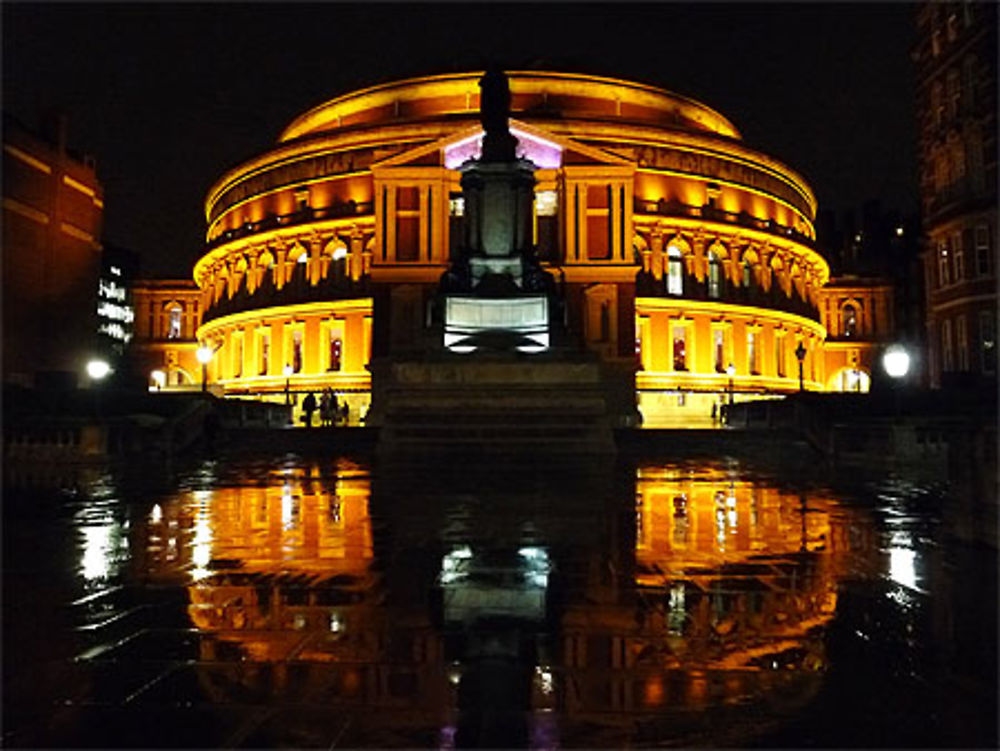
top-left (331, 244), bottom-right (348, 279)
top-left (742, 260), bottom-right (753, 288)
top-left (843, 303), bottom-right (858, 337)
top-left (667, 245), bottom-right (683, 295)
top-left (708, 251), bottom-right (723, 299)
top-left (166, 303), bottom-right (183, 339)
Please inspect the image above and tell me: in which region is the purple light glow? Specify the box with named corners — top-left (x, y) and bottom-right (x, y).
top-left (443, 128), bottom-right (562, 170)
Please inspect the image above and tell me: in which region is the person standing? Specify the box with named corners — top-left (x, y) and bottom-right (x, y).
top-left (320, 389), bottom-right (332, 427)
top-left (302, 392), bottom-right (317, 428)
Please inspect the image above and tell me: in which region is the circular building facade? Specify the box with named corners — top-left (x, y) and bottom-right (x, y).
top-left (192, 71), bottom-right (836, 425)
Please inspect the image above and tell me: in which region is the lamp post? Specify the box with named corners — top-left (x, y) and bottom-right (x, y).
top-left (283, 363), bottom-right (293, 405)
top-left (794, 341), bottom-right (807, 393)
top-left (196, 345), bottom-right (213, 393)
top-left (882, 344), bottom-right (911, 420)
top-left (86, 358), bottom-right (112, 422)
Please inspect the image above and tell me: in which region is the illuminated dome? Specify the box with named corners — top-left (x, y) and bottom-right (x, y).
top-left (128, 70), bottom-right (892, 424)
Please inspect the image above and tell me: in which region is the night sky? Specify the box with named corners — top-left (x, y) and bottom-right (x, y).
top-left (3, 3), bottom-right (919, 278)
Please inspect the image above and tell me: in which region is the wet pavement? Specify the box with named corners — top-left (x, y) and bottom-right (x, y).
top-left (2, 451), bottom-right (997, 748)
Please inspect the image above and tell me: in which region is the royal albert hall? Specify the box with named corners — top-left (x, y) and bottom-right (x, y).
top-left (132, 71), bottom-right (893, 426)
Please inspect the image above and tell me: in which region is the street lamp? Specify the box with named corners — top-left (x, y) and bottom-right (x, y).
top-left (86, 359), bottom-right (112, 382)
top-left (283, 363), bottom-right (293, 405)
top-left (726, 362), bottom-right (735, 407)
top-left (882, 344), bottom-right (911, 380)
top-left (196, 345), bottom-right (213, 393)
top-left (883, 344), bottom-right (912, 426)
top-left (794, 341), bottom-right (807, 392)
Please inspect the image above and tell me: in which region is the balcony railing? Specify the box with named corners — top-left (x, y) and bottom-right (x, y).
top-left (635, 270), bottom-right (821, 322)
top-left (633, 198), bottom-right (818, 250)
top-left (207, 200), bottom-right (375, 251)
top-left (201, 266), bottom-right (370, 324)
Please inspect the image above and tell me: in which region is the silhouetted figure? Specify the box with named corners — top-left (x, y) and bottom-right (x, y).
top-left (479, 67), bottom-right (518, 162)
top-left (302, 392), bottom-right (317, 427)
top-left (320, 388), bottom-right (333, 427)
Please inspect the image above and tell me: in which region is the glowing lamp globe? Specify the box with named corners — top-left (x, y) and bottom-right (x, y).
top-left (882, 345), bottom-right (911, 379)
top-left (196, 345), bottom-right (213, 364)
top-left (86, 359), bottom-right (111, 380)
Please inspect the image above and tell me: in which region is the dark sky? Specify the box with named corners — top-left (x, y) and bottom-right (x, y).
top-left (3, 2), bottom-right (919, 278)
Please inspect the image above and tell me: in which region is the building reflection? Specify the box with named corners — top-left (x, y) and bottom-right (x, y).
top-left (133, 460), bottom-right (875, 746)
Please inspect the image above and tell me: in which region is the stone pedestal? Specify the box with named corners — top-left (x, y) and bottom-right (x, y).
top-left (369, 352), bottom-right (635, 456)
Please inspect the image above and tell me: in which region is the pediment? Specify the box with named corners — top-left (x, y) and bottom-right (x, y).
top-left (371, 119), bottom-right (633, 170)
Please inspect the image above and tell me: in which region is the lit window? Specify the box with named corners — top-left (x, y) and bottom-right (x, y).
top-left (535, 190), bottom-right (558, 217)
top-left (667, 245), bottom-right (683, 295)
top-left (233, 334), bottom-right (243, 378)
top-left (259, 332), bottom-right (270, 375)
top-left (328, 333), bottom-right (342, 372)
top-left (167, 305), bottom-right (182, 339)
top-left (938, 239), bottom-right (951, 286)
top-left (449, 196), bottom-right (465, 217)
top-left (713, 329), bottom-right (726, 373)
top-left (747, 331), bottom-right (759, 374)
top-left (843, 304), bottom-right (858, 337)
top-left (742, 260), bottom-right (752, 288)
top-left (292, 330), bottom-right (303, 373)
top-left (672, 326), bottom-right (687, 371)
top-left (707, 251), bottom-right (723, 299)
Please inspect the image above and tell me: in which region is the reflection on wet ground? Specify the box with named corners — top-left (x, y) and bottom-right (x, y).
top-left (2, 454), bottom-right (996, 748)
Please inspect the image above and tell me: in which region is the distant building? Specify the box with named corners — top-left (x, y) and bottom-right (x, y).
top-left (817, 202), bottom-right (924, 384)
top-left (96, 243), bottom-right (138, 362)
top-left (913, 3), bottom-right (997, 389)
top-left (2, 113), bottom-right (105, 388)
top-left (129, 71), bottom-right (898, 424)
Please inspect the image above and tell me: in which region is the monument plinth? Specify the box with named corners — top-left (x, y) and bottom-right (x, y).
top-left (372, 69), bottom-right (636, 455)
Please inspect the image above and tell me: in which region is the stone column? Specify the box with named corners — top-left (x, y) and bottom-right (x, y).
top-left (309, 234), bottom-right (322, 286)
top-left (349, 229), bottom-right (364, 281)
top-left (273, 241), bottom-right (287, 290)
top-left (650, 228), bottom-right (664, 280)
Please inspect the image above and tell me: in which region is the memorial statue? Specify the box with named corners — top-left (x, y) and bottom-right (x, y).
top-left (478, 67), bottom-right (518, 162)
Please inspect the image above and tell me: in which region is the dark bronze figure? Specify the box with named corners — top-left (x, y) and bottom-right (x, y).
top-left (478, 67), bottom-right (518, 162)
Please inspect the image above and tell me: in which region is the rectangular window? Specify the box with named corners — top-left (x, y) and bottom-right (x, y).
top-left (953, 231), bottom-right (965, 281)
top-left (956, 315), bottom-right (969, 370)
top-left (975, 225), bottom-right (992, 276)
top-left (713, 329), bottom-right (726, 373)
top-left (946, 69), bottom-right (960, 120)
top-left (672, 326), bottom-right (687, 371)
top-left (776, 334), bottom-right (785, 377)
top-left (328, 331), bottom-right (342, 372)
top-left (292, 329), bottom-right (303, 373)
top-left (938, 239), bottom-right (951, 286)
top-left (981, 311), bottom-right (997, 374)
top-left (942, 318), bottom-right (954, 371)
top-left (747, 330), bottom-right (760, 374)
top-left (167, 307), bottom-right (182, 339)
top-left (233, 333), bottom-right (243, 379)
top-left (259, 332), bottom-right (270, 376)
